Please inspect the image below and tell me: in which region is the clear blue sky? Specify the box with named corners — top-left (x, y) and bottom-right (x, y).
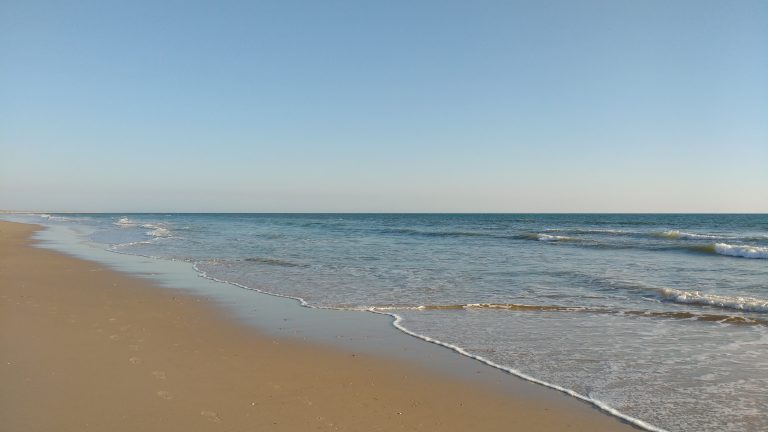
top-left (1, 0), bottom-right (766, 212)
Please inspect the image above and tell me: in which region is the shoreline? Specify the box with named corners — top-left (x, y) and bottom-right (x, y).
top-left (1, 220), bottom-right (639, 431)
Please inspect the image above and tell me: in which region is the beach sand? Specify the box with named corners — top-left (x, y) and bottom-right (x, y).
top-left (0, 220), bottom-right (637, 431)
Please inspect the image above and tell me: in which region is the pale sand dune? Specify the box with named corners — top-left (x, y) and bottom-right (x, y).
top-left (0, 221), bottom-right (637, 431)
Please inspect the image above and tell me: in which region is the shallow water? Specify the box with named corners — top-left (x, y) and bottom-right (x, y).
top-left (13, 213), bottom-right (768, 431)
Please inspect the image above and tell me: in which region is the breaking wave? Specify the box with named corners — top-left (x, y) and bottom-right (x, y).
top-left (658, 288), bottom-right (768, 313)
top-left (713, 243), bottom-right (768, 259)
top-left (535, 233), bottom-right (580, 242)
top-left (37, 213), bottom-right (73, 222)
top-left (114, 217), bottom-right (136, 226)
top-left (685, 243), bottom-right (768, 259)
top-left (656, 230), bottom-right (721, 240)
top-left (141, 224), bottom-right (172, 238)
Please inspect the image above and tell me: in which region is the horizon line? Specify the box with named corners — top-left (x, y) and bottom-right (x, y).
top-left (3, 210), bottom-right (767, 215)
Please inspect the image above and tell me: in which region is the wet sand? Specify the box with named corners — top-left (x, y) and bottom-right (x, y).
top-left (0, 220), bottom-right (638, 431)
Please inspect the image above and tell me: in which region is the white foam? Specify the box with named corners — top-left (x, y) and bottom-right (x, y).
top-left (148, 228), bottom-right (172, 237)
top-left (369, 310), bottom-right (668, 432)
top-left (141, 224), bottom-right (172, 238)
top-left (546, 228), bottom-right (629, 235)
top-left (109, 240), bottom-right (154, 249)
top-left (536, 234), bottom-right (575, 242)
top-left (37, 213), bottom-right (72, 222)
top-left (373, 305), bottom-right (434, 311)
top-left (713, 243), bottom-right (768, 259)
top-left (659, 288), bottom-right (768, 313)
top-left (660, 230), bottom-right (720, 240)
top-left (114, 217), bottom-right (135, 226)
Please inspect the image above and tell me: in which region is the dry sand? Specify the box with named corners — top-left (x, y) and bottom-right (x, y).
top-left (0, 220), bottom-right (638, 431)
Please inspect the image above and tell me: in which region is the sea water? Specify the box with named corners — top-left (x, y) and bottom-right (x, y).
top-left (12, 213), bottom-right (768, 431)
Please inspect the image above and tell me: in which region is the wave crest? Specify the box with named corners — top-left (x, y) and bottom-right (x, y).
top-left (658, 288), bottom-right (768, 313)
top-left (713, 243), bottom-right (768, 259)
top-left (37, 213), bottom-right (73, 222)
top-left (657, 230), bottom-right (720, 240)
top-left (545, 228), bottom-right (630, 236)
top-left (114, 217), bottom-right (135, 226)
top-left (141, 224), bottom-right (172, 238)
top-left (536, 234), bottom-right (579, 242)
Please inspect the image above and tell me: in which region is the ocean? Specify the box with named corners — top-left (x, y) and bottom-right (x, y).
top-left (11, 213), bottom-right (768, 431)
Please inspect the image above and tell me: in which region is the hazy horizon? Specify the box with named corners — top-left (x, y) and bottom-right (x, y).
top-left (3, 210), bottom-right (767, 215)
top-left (2, 0), bottom-right (766, 213)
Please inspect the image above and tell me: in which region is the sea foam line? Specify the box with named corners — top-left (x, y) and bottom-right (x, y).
top-left (187, 262), bottom-right (665, 432)
top-left (373, 303), bottom-right (768, 325)
top-left (370, 309), bottom-right (667, 432)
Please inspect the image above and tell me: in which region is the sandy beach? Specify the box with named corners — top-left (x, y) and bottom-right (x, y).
top-left (0, 220), bottom-right (637, 431)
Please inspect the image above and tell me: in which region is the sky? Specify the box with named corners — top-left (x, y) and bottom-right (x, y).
top-left (1, 0), bottom-right (766, 212)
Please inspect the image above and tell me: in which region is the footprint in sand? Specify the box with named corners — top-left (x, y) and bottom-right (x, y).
top-left (151, 371), bottom-right (167, 380)
top-left (109, 334), bottom-right (120, 341)
top-left (156, 390), bottom-right (173, 400)
top-left (128, 357), bottom-right (141, 365)
top-left (200, 411), bottom-right (222, 422)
